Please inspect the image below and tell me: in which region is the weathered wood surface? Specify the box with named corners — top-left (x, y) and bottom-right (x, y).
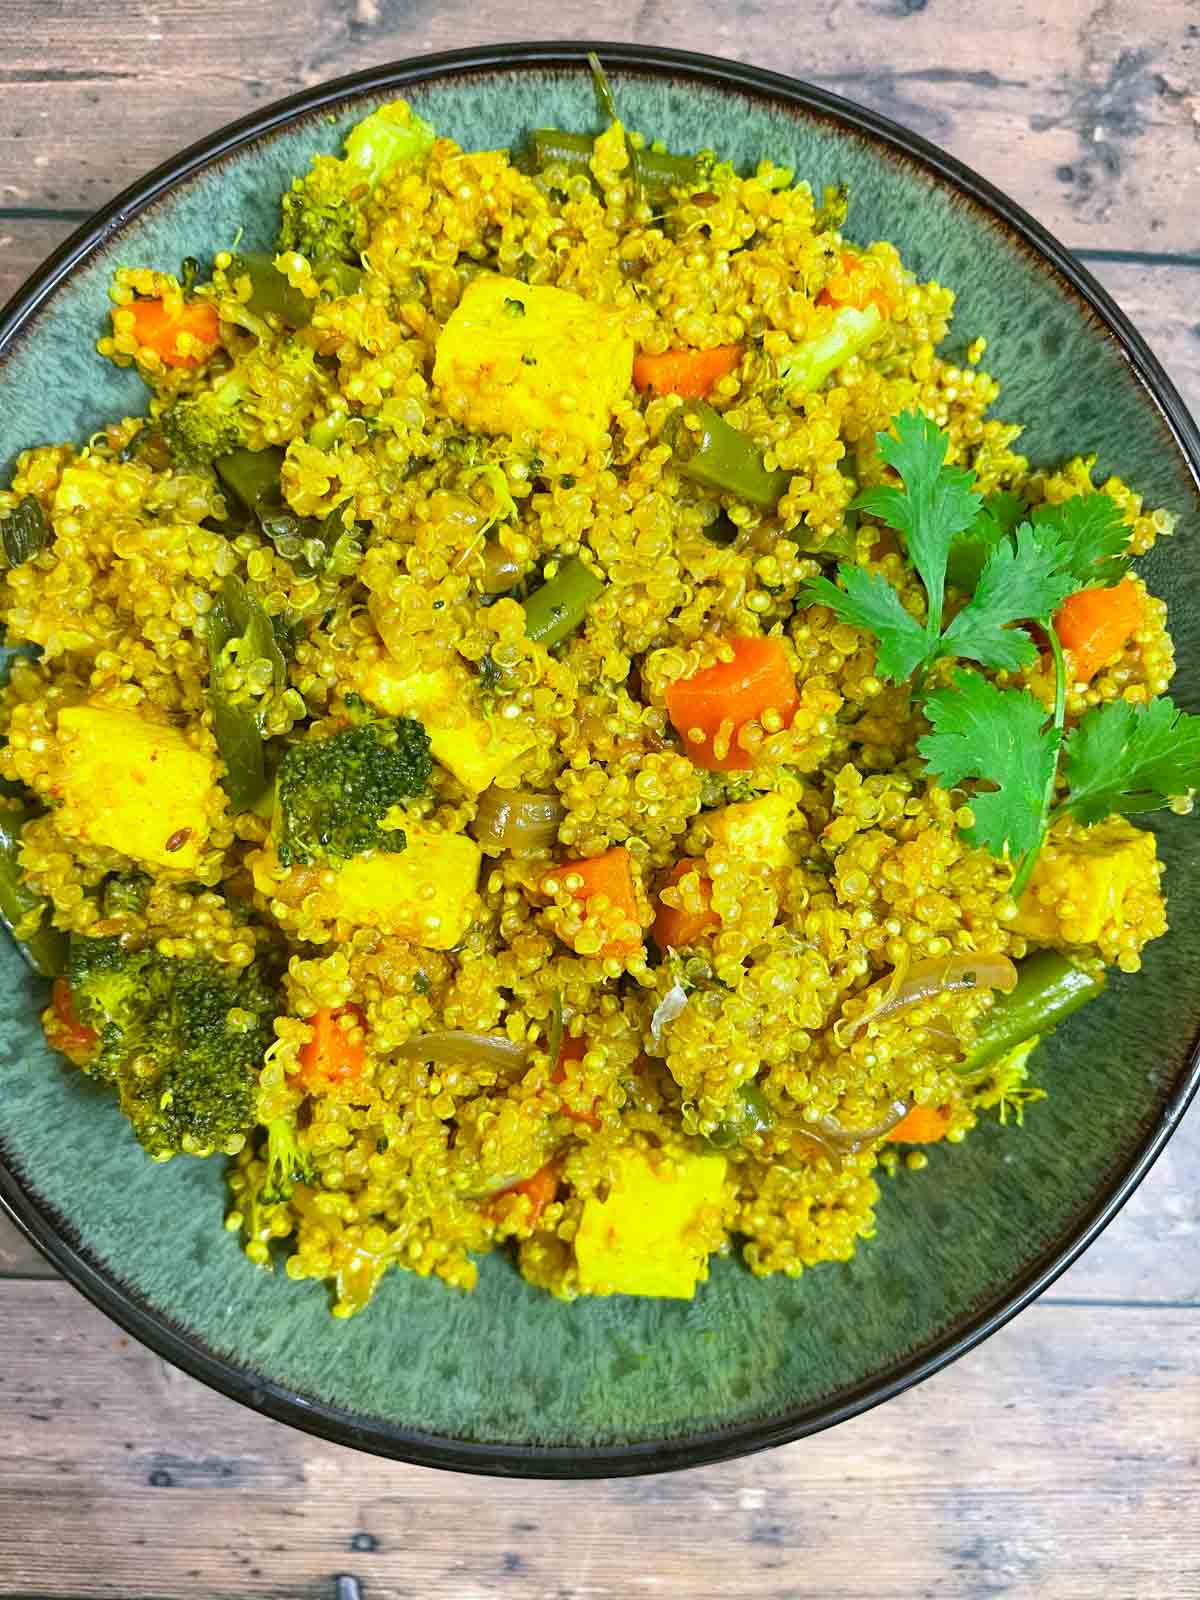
top-left (0, 0), bottom-right (1198, 256)
top-left (0, 1282), bottom-right (1198, 1600)
top-left (2, 2), bottom-right (1200, 1596)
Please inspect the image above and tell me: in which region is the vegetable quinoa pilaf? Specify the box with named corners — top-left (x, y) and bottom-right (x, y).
top-left (2, 69), bottom-right (1198, 1315)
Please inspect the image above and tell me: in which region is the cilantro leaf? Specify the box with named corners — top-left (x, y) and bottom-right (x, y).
top-left (940, 523), bottom-right (1077, 672)
top-left (1060, 697), bottom-right (1200, 825)
top-left (1032, 494), bottom-right (1129, 587)
top-left (918, 670), bottom-right (1060, 860)
top-left (801, 569), bottom-right (927, 682)
top-left (946, 490), bottom-right (1025, 593)
top-left (855, 410), bottom-right (982, 640)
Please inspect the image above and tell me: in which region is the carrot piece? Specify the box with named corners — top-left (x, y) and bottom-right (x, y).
top-left (887, 1103), bottom-right (953, 1144)
top-left (1053, 576), bottom-right (1144, 683)
top-left (632, 344), bottom-right (743, 399)
top-left (551, 1032), bottom-right (601, 1129)
top-left (502, 1162), bottom-right (560, 1226)
top-left (653, 858), bottom-right (719, 949)
top-left (298, 1003), bottom-right (367, 1086)
top-left (664, 636), bottom-right (799, 770)
top-left (49, 977), bottom-right (98, 1064)
top-left (543, 846), bottom-right (641, 959)
top-left (127, 297), bottom-right (220, 368)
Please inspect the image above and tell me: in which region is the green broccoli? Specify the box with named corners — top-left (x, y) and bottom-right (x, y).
top-left (158, 373), bottom-right (247, 469)
top-left (274, 712), bottom-right (432, 867)
top-left (277, 100), bottom-right (436, 264)
top-left (259, 1113), bottom-right (315, 1203)
top-left (67, 936), bottom-right (279, 1162)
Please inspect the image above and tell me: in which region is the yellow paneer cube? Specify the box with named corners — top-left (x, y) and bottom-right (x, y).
top-left (432, 274), bottom-right (634, 448)
top-left (361, 660), bottom-right (534, 795)
top-left (574, 1148), bottom-right (728, 1299)
top-left (55, 705), bottom-right (218, 869)
top-left (707, 792), bottom-right (798, 868)
top-left (1013, 818), bottom-right (1161, 949)
top-left (255, 826), bottom-right (481, 950)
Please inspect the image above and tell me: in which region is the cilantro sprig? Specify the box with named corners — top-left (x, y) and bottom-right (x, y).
top-left (803, 409), bottom-right (1200, 894)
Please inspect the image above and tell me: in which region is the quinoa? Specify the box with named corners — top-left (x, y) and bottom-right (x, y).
top-left (0, 104), bottom-right (1178, 1316)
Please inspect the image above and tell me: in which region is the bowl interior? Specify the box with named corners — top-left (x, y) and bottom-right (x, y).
top-left (0, 50), bottom-right (1197, 1473)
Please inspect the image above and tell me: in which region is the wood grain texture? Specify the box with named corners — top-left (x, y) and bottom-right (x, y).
top-left (2, 6), bottom-right (1200, 1597)
top-left (0, 0), bottom-right (1198, 253)
top-left (0, 1281), bottom-right (1198, 1600)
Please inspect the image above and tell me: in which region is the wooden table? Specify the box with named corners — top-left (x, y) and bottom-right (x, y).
top-left (2, 5), bottom-right (1198, 1596)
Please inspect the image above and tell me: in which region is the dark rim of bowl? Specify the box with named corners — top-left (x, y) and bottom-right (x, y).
top-left (1, 39), bottom-right (1198, 1481)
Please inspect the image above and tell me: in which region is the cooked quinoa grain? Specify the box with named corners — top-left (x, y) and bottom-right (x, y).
top-left (1, 96), bottom-right (1188, 1314)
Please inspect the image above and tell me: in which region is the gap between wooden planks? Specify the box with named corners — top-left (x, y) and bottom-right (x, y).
top-left (0, 1281), bottom-right (1198, 1600)
top-left (0, 0), bottom-right (1197, 253)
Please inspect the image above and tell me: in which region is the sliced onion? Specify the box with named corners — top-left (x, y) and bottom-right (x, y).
top-left (471, 787), bottom-right (565, 856)
top-left (650, 978), bottom-right (689, 1044)
top-left (396, 1031), bottom-right (528, 1071)
top-left (839, 953), bottom-right (1018, 1042)
top-left (808, 1098), bottom-right (911, 1151)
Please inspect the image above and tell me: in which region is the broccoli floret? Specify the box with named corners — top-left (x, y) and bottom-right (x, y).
top-left (100, 871), bottom-right (151, 919)
top-left (259, 1114), bottom-right (314, 1203)
top-left (158, 374), bottom-right (247, 469)
top-left (67, 936), bottom-right (279, 1162)
top-left (277, 99), bottom-right (436, 263)
top-left (275, 715), bottom-right (432, 867)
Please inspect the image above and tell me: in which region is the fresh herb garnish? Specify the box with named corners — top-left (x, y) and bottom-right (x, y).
top-left (803, 409), bottom-right (1200, 894)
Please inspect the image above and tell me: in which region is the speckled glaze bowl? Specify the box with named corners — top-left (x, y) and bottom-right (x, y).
top-left (0, 42), bottom-right (1197, 1478)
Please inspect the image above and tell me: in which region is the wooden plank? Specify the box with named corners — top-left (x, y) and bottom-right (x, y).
top-left (3, 219), bottom-right (1199, 422)
top-left (0, 1280), bottom-right (1196, 1599)
top-left (0, 0), bottom-right (1197, 252)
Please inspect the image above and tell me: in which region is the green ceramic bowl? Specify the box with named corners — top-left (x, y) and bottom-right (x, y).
top-left (1, 42), bottom-right (1197, 1478)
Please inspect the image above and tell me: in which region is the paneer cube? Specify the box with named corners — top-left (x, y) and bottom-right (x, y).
top-left (707, 792), bottom-right (798, 868)
top-left (574, 1147), bottom-right (728, 1299)
top-left (254, 825), bottom-right (481, 950)
top-left (361, 659), bottom-right (534, 795)
top-left (55, 705), bottom-right (218, 869)
top-left (433, 274), bottom-right (634, 448)
top-left (1013, 818), bottom-right (1163, 953)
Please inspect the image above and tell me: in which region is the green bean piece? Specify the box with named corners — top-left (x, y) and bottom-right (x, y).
top-left (215, 446), bottom-right (286, 518)
top-left (667, 402), bottom-right (791, 509)
top-left (229, 251), bottom-right (361, 328)
top-left (529, 129), bottom-right (699, 203)
top-left (0, 802), bottom-right (67, 977)
top-left (1, 497), bottom-right (51, 568)
top-left (705, 1080), bottom-right (775, 1149)
top-left (957, 951), bottom-right (1105, 1076)
top-left (523, 555), bottom-right (605, 649)
top-left (207, 575), bottom-right (286, 812)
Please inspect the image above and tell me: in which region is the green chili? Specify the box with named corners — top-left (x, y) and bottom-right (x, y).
top-left (957, 951), bottom-right (1105, 1076)
top-left (229, 251), bottom-right (361, 328)
top-left (523, 555), bottom-right (605, 649)
top-left (207, 575), bottom-right (286, 812)
top-left (0, 802), bottom-right (67, 977)
top-left (667, 401), bottom-right (790, 509)
top-left (705, 1080), bottom-right (775, 1149)
top-left (529, 129), bottom-right (700, 203)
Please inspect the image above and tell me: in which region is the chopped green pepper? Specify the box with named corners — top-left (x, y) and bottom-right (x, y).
top-left (1, 497), bottom-right (51, 569)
